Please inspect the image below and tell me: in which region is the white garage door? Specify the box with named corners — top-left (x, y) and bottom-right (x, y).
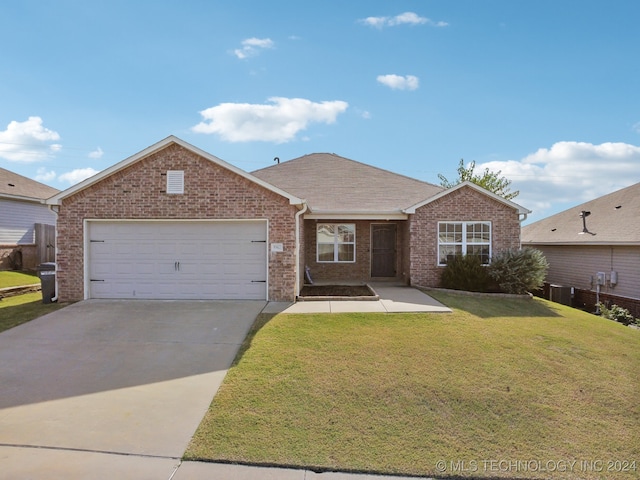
top-left (87, 221), bottom-right (267, 300)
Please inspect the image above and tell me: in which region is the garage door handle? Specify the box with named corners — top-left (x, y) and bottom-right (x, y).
top-left (251, 280), bottom-right (266, 283)
top-left (251, 240), bottom-right (266, 243)
top-left (90, 279), bottom-right (105, 282)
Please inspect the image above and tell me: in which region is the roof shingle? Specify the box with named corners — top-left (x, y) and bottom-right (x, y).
top-left (0, 167), bottom-right (59, 201)
top-left (252, 153), bottom-right (443, 214)
top-left (522, 182), bottom-right (640, 245)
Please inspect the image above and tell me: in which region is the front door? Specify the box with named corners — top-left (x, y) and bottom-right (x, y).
top-left (371, 224), bottom-right (397, 277)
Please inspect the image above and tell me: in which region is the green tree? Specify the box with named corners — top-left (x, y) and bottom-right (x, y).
top-left (438, 159), bottom-right (519, 200)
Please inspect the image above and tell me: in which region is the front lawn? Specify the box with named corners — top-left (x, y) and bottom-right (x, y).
top-left (185, 293), bottom-right (640, 479)
top-left (0, 292), bottom-right (67, 333)
top-left (0, 270), bottom-right (39, 289)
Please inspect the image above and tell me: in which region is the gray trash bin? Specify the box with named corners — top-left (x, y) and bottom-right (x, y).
top-left (37, 262), bottom-right (56, 304)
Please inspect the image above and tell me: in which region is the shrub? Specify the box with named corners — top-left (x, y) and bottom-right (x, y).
top-left (597, 303), bottom-right (637, 326)
top-left (488, 248), bottom-right (549, 295)
top-left (440, 254), bottom-right (491, 292)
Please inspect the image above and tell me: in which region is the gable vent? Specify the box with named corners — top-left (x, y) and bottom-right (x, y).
top-left (166, 170), bottom-right (184, 194)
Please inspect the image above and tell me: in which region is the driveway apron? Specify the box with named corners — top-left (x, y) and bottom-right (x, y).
top-left (0, 300), bottom-right (264, 462)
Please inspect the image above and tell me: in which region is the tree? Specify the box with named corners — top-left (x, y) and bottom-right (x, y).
top-left (438, 159), bottom-right (519, 200)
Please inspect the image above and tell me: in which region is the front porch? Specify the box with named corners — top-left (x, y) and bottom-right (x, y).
top-left (303, 219), bottom-right (410, 285)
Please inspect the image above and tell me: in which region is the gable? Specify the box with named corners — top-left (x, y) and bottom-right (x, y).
top-left (58, 143), bottom-right (297, 214)
top-left (48, 136), bottom-right (303, 206)
top-left (404, 181), bottom-right (530, 216)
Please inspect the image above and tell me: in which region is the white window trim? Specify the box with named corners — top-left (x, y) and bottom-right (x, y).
top-left (437, 221), bottom-right (492, 266)
top-left (317, 223), bottom-right (356, 263)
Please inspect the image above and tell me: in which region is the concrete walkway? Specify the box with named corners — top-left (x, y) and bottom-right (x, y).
top-left (264, 284), bottom-right (451, 314)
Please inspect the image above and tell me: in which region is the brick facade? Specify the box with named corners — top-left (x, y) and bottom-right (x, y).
top-left (409, 186), bottom-right (522, 288)
top-left (302, 186), bottom-right (522, 288)
top-left (55, 144), bottom-right (299, 302)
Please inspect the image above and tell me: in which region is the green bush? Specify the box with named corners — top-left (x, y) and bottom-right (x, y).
top-left (597, 303), bottom-right (637, 326)
top-left (440, 254), bottom-right (491, 292)
top-left (488, 248), bottom-right (549, 295)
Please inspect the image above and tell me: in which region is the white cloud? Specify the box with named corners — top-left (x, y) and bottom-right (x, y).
top-left (633, 121), bottom-right (640, 134)
top-left (360, 12), bottom-right (448, 28)
top-left (233, 37), bottom-right (274, 59)
top-left (192, 97), bottom-right (349, 143)
top-left (377, 74), bottom-right (419, 90)
top-left (58, 167), bottom-right (100, 184)
top-left (476, 141), bottom-right (640, 221)
top-left (35, 167), bottom-right (57, 183)
top-left (0, 116), bottom-right (61, 162)
top-left (88, 147), bottom-right (104, 159)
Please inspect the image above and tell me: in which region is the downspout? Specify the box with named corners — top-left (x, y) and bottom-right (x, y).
top-left (518, 212), bottom-right (529, 250)
top-left (294, 201), bottom-right (308, 299)
top-left (47, 204), bottom-right (59, 302)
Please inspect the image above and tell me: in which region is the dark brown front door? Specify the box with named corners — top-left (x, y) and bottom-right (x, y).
top-left (371, 224), bottom-right (397, 277)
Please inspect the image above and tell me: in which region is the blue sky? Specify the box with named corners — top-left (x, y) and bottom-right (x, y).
top-left (1, 0), bottom-right (639, 224)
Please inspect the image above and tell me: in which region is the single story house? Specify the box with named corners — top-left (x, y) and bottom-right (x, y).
top-left (47, 136), bottom-right (530, 302)
top-left (0, 167), bottom-right (59, 270)
top-left (522, 181), bottom-right (640, 317)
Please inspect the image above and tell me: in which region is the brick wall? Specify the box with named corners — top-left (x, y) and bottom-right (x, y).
top-left (573, 289), bottom-right (640, 319)
top-left (409, 186), bottom-right (522, 288)
top-left (55, 144), bottom-right (298, 302)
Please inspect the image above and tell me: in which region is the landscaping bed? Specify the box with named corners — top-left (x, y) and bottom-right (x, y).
top-left (298, 284), bottom-right (378, 301)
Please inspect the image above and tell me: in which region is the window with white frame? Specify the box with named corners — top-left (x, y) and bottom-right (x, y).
top-left (438, 222), bottom-right (491, 266)
top-left (317, 224), bottom-right (355, 262)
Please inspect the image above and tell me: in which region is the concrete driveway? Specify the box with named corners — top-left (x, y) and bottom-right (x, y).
top-left (0, 299), bottom-right (265, 478)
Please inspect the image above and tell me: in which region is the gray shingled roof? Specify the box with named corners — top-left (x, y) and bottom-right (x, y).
top-left (0, 167), bottom-right (59, 201)
top-left (522, 182), bottom-right (640, 245)
top-left (252, 153), bottom-right (443, 214)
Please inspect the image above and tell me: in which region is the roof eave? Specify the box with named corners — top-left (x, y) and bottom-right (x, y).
top-left (523, 240), bottom-right (640, 247)
top-left (304, 210), bottom-right (408, 220)
top-left (0, 193), bottom-right (46, 203)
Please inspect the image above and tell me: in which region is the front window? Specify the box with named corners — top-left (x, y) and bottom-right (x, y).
top-left (438, 222), bottom-right (491, 265)
top-left (317, 224), bottom-right (355, 263)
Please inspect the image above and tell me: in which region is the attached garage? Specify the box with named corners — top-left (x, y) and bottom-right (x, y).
top-left (86, 220), bottom-right (268, 300)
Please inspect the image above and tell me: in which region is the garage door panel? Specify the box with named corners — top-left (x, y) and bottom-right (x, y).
top-left (88, 221), bottom-right (267, 300)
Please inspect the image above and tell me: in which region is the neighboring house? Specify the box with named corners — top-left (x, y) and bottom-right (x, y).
top-left (47, 136), bottom-right (529, 302)
top-left (0, 167), bottom-right (59, 270)
top-left (522, 182), bottom-right (640, 317)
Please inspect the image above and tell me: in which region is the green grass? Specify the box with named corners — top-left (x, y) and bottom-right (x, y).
top-left (185, 293), bottom-right (640, 479)
top-left (0, 270), bottom-right (39, 289)
top-left (0, 292), bottom-right (67, 333)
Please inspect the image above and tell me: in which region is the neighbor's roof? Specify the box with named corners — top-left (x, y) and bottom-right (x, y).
top-left (252, 153), bottom-right (444, 216)
top-left (47, 136), bottom-right (304, 206)
top-left (0, 167), bottom-right (59, 202)
top-left (522, 181), bottom-right (640, 245)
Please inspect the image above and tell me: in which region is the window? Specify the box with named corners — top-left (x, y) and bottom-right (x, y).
top-left (317, 224), bottom-right (355, 262)
top-left (438, 222), bottom-right (491, 265)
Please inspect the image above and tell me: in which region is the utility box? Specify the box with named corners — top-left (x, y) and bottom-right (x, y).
top-left (37, 262), bottom-right (56, 304)
top-left (549, 284), bottom-right (572, 306)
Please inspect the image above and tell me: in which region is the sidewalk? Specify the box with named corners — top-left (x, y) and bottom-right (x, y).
top-left (172, 460), bottom-right (436, 479)
top-left (263, 284), bottom-right (451, 314)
